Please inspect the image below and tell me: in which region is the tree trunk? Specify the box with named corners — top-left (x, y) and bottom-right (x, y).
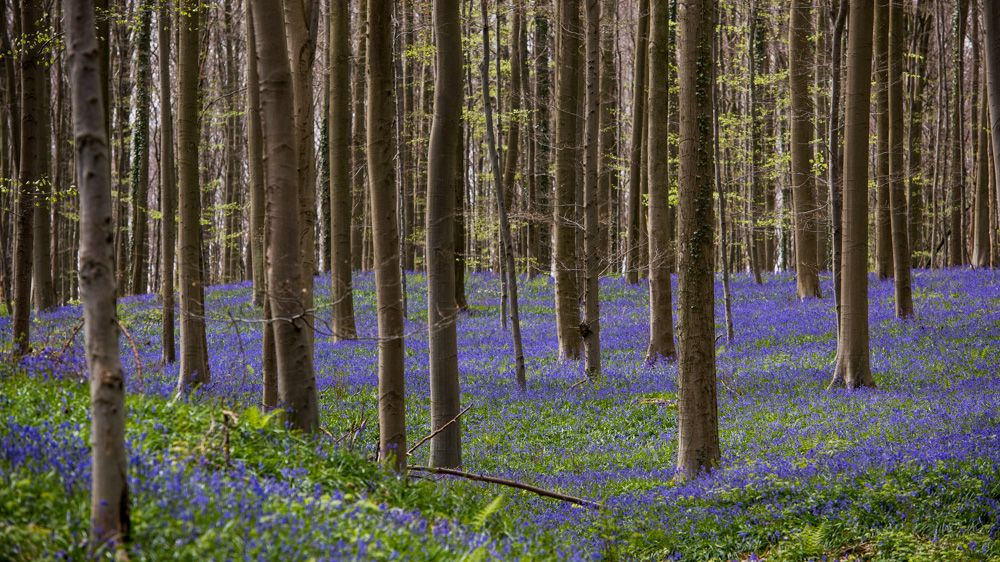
top-left (159, 0), bottom-right (176, 364)
top-left (831, 0), bottom-right (876, 389)
top-left (128, 6), bottom-right (151, 294)
top-left (554, 0), bottom-right (583, 360)
top-left (176, 0), bottom-right (210, 391)
top-left (247, 2), bottom-right (266, 306)
top-left (874, 0), bottom-right (893, 279)
top-left (66, 0), bottom-right (130, 549)
top-left (950, 0), bottom-right (968, 267)
top-left (598, 0), bottom-right (618, 265)
top-left (625, 0), bottom-right (649, 283)
top-left (12, 0), bottom-right (43, 356)
top-left (33, 13), bottom-right (54, 312)
top-left (790, 0), bottom-right (821, 298)
top-left (646, 0), bottom-right (676, 364)
top-left (581, 0), bottom-right (601, 375)
top-left (985, 1), bottom-right (1000, 269)
top-left (330, 0), bottom-right (357, 340)
top-left (888, 0), bottom-right (912, 317)
top-left (907, 6), bottom-right (930, 268)
top-left (251, 0), bottom-right (320, 433)
top-left (973, 80), bottom-right (991, 267)
top-left (749, 5), bottom-right (764, 285)
top-left (675, 0), bottom-right (720, 481)
top-left (532, 1), bottom-right (552, 278)
top-left (352, 0), bottom-right (368, 270)
top-left (368, 0), bottom-right (407, 469)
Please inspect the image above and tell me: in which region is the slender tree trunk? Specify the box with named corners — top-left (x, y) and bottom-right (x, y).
top-left (247, 3), bottom-right (266, 306)
top-left (176, 0), bottom-right (210, 391)
top-left (749, 5), bottom-right (764, 285)
top-left (502, 2), bottom-right (524, 214)
top-left (33, 19), bottom-right (54, 312)
top-left (159, 0), bottom-right (176, 364)
top-left (888, 0), bottom-right (912, 317)
top-left (533, 1), bottom-right (552, 278)
top-left (330, 0), bottom-right (357, 340)
top-left (625, 0), bottom-right (649, 283)
top-left (907, 7), bottom-right (930, 268)
top-left (831, 0), bottom-right (876, 389)
top-left (950, 0), bottom-right (968, 267)
top-left (581, 0), bottom-right (602, 375)
top-left (874, 0), bottom-right (893, 279)
top-left (128, 6), bottom-right (151, 294)
top-left (402, 0), bottom-right (416, 271)
top-left (251, 0), bottom-right (320, 433)
top-left (814, 3), bottom-right (829, 271)
top-left (646, 0), bottom-right (675, 364)
top-left (553, 0), bottom-right (583, 360)
top-left (352, 0), bottom-right (368, 271)
top-left (790, 0), bottom-right (821, 297)
top-left (598, 0), bottom-right (618, 264)
top-left (14, 0), bottom-right (44, 356)
top-left (676, 0), bottom-right (719, 481)
top-left (481, 0), bottom-right (527, 391)
top-left (990, 1), bottom-right (1000, 255)
top-left (713, 27), bottom-right (734, 343)
top-left (973, 80), bottom-right (991, 267)
top-left (67, 0), bottom-right (130, 548)
top-left (368, 0), bottom-right (407, 469)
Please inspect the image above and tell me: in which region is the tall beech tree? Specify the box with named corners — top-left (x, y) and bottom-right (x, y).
top-left (873, 0), bottom-right (892, 280)
top-left (789, 0), bottom-right (821, 298)
top-left (553, 0), bottom-right (583, 360)
top-left (160, 0), bottom-right (176, 364)
top-left (247, 1), bottom-right (265, 305)
top-left (887, 0), bottom-right (912, 317)
top-left (427, 0), bottom-right (463, 468)
top-left (13, 0), bottom-right (44, 356)
top-left (250, 0), bottom-right (320, 432)
top-left (676, 0), bottom-right (720, 480)
top-left (831, 0), bottom-right (876, 389)
top-left (646, 0), bottom-right (676, 364)
top-left (625, 0), bottom-right (649, 284)
top-left (988, 0), bottom-right (1000, 252)
top-left (128, 5), bottom-right (152, 295)
top-left (950, 0), bottom-right (968, 267)
top-left (368, 0), bottom-right (407, 469)
top-left (973, 80), bottom-right (990, 268)
top-left (66, 0), bottom-right (130, 548)
top-left (582, 0), bottom-right (602, 375)
top-left (330, 0), bottom-right (357, 340)
top-left (176, 0), bottom-right (210, 391)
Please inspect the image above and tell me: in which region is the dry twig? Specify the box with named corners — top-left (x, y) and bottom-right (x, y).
top-left (407, 465), bottom-right (601, 509)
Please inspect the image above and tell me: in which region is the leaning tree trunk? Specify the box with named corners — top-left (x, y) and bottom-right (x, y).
top-left (368, 0), bottom-right (407, 470)
top-left (66, 0), bottom-right (130, 549)
top-left (553, 0), bottom-right (583, 360)
top-left (675, 0), bottom-right (720, 481)
top-left (831, 0), bottom-right (876, 389)
top-left (250, 0), bottom-right (320, 433)
top-left (645, 0), bottom-right (676, 364)
top-left (159, 0), bottom-right (176, 364)
top-left (888, 0), bottom-right (913, 317)
top-left (176, 0), bottom-right (210, 391)
top-left (789, 0), bottom-right (821, 298)
top-left (330, 0), bottom-right (357, 340)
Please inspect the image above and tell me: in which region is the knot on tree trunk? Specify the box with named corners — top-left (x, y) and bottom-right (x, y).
top-left (579, 323), bottom-right (592, 338)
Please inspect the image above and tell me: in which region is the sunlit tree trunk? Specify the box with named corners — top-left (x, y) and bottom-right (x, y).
top-left (676, 0), bottom-right (719, 481)
top-left (66, 0), bottom-right (130, 548)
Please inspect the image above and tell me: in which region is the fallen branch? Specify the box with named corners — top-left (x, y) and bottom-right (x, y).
top-left (407, 402), bottom-right (474, 457)
top-left (117, 320), bottom-right (144, 392)
top-left (568, 377), bottom-right (591, 391)
top-left (59, 319), bottom-right (85, 355)
top-left (407, 465), bottom-right (601, 509)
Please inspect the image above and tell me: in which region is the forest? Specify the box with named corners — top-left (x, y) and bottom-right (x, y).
top-left (2, 0), bottom-right (1000, 559)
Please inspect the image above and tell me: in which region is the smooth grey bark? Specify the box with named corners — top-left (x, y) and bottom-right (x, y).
top-left (830, 0), bottom-right (876, 389)
top-left (176, 0), bottom-right (210, 391)
top-left (790, 0), bottom-right (821, 297)
top-left (66, 0), bottom-right (130, 549)
top-left (251, 0), bottom-right (320, 433)
top-left (330, 0), bottom-right (357, 340)
top-left (368, 0), bottom-right (407, 469)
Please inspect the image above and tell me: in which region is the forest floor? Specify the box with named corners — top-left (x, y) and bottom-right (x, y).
top-left (1, 268), bottom-right (999, 561)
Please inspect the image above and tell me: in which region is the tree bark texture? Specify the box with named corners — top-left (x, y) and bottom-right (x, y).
top-left (676, 0), bottom-right (720, 480)
top-left (159, 0), bottom-right (176, 364)
top-left (874, 0), bottom-right (893, 279)
top-left (888, 0), bottom-right (912, 317)
top-left (330, 0), bottom-right (357, 340)
top-left (950, 0), bottom-right (968, 267)
top-left (626, 0), bottom-right (649, 283)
